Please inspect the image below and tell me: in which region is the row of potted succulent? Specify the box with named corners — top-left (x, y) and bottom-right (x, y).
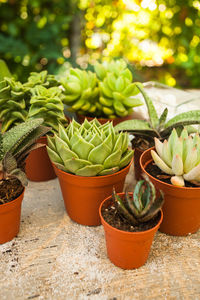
top-left (0, 61), bottom-right (200, 270)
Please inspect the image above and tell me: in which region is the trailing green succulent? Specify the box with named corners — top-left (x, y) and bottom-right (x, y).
top-left (47, 119), bottom-right (133, 176)
top-left (61, 68), bottom-right (99, 115)
top-left (24, 70), bottom-right (59, 88)
top-left (112, 174), bottom-right (164, 225)
top-left (0, 65), bottom-right (60, 132)
top-left (0, 77), bottom-right (29, 132)
top-left (94, 59), bottom-right (143, 118)
top-left (151, 128), bottom-right (200, 187)
top-left (115, 82), bottom-right (200, 142)
top-left (0, 118), bottom-right (50, 186)
top-left (28, 85), bottom-right (67, 132)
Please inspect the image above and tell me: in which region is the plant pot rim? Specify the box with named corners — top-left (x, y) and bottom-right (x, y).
top-left (140, 147), bottom-right (200, 191)
top-left (53, 158), bottom-right (133, 180)
top-left (77, 112), bottom-right (133, 120)
top-left (0, 188), bottom-right (25, 209)
top-left (99, 192), bottom-right (163, 236)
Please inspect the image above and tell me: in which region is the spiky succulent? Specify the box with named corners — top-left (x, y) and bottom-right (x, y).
top-left (115, 83), bottom-right (200, 142)
top-left (0, 118), bottom-right (50, 186)
top-left (94, 59), bottom-right (143, 118)
top-left (151, 128), bottom-right (200, 187)
top-left (61, 68), bottom-right (99, 115)
top-left (28, 85), bottom-right (67, 132)
top-left (47, 119), bottom-right (133, 176)
top-left (112, 174), bottom-right (164, 225)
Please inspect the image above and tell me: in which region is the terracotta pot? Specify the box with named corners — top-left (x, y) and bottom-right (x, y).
top-left (53, 161), bottom-right (132, 226)
top-left (76, 113), bottom-right (134, 126)
top-left (99, 193), bottom-right (163, 269)
top-left (0, 190), bottom-right (24, 244)
top-left (140, 147), bottom-right (200, 236)
top-left (25, 136), bottom-right (56, 182)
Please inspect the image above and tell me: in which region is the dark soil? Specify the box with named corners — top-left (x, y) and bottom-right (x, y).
top-left (0, 179), bottom-right (24, 205)
top-left (146, 161), bottom-right (198, 188)
top-left (102, 200), bottom-right (161, 232)
top-left (131, 136), bottom-right (154, 151)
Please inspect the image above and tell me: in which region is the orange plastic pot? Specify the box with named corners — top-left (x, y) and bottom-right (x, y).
top-left (25, 136), bottom-right (56, 182)
top-left (140, 147), bottom-right (200, 236)
top-left (99, 193), bottom-right (163, 269)
top-left (76, 113), bottom-right (134, 126)
top-left (0, 190), bottom-right (24, 244)
top-left (53, 161), bottom-right (132, 226)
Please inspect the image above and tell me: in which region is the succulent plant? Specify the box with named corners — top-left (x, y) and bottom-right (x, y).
top-left (47, 119), bottom-right (133, 176)
top-left (61, 68), bottom-right (99, 115)
top-left (94, 59), bottom-right (143, 118)
top-left (0, 118), bottom-right (50, 186)
top-left (0, 77), bottom-right (29, 132)
top-left (0, 59), bottom-right (11, 81)
top-left (24, 70), bottom-right (59, 88)
top-left (28, 85), bottom-right (67, 132)
top-left (151, 128), bottom-right (200, 187)
top-left (115, 82), bottom-right (200, 142)
top-left (112, 174), bottom-right (164, 225)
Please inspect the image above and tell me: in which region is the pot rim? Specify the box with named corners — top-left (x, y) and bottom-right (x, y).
top-left (53, 158), bottom-right (133, 180)
top-left (140, 147), bottom-right (200, 191)
top-left (77, 112), bottom-right (133, 121)
top-left (0, 188), bottom-right (25, 209)
top-left (99, 192), bottom-right (163, 236)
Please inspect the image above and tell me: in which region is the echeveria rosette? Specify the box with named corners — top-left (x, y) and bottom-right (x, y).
top-left (112, 174), bottom-right (164, 225)
top-left (61, 68), bottom-right (100, 116)
top-left (28, 85), bottom-right (66, 133)
top-left (0, 78), bottom-right (29, 132)
top-left (94, 59), bottom-right (143, 118)
top-left (151, 128), bottom-right (200, 187)
top-left (47, 119), bottom-right (134, 176)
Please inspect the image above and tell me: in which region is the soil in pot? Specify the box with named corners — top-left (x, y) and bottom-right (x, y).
top-left (146, 162), bottom-right (198, 188)
top-left (102, 201), bottom-right (161, 233)
top-left (0, 178), bottom-right (24, 204)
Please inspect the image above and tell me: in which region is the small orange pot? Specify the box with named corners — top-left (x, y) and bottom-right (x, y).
top-left (99, 193), bottom-right (163, 269)
top-left (0, 190), bottom-right (24, 244)
top-left (25, 136), bottom-right (56, 182)
top-left (140, 147), bottom-right (200, 236)
top-left (76, 113), bottom-right (134, 126)
top-left (53, 161), bottom-right (132, 226)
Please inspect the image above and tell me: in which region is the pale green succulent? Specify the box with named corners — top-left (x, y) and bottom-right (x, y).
top-left (47, 119), bottom-right (133, 176)
top-left (61, 68), bottom-right (99, 115)
top-left (24, 70), bottom-right (59, 88)
top-left (28, 85), bottom-right (66, 132)
top-left (94, 59), bottom-right (143, 118)
top-left (151, 128), bottom-right (200, 187)
top-left (0, 118), bottom-right (49, 188)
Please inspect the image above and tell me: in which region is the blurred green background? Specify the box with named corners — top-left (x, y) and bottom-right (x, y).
top-left (0, 0), bottom-right (199, 87)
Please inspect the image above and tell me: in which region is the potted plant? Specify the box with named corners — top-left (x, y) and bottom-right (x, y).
top-left (140, 128), bottom-right (200, 236)
top-left (25, 85), bottom-right (67, 181)
top-left (115, 82), bottom-right (200, 180)
top-left (61, 59), bottom-right (143, 125)
top-left (99, 175), bottom-right (164, 269)
top-left (0, 118), bottom-right (49, 244)
top-left (47, 118), bottom-right (134, 226)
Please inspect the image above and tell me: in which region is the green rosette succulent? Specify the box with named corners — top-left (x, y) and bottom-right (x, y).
top-left (94, 59), bottom-right (143, 118)
top-left (151, 128), bottom-right (200, 187)
top-left (0, 77), bottom-right (29, 132)
top-left (0, 118), bottom-right (49, 189)
top-left (47, 119), bottom-right (133, 176)
top-left (112, 174), bottom-right (164, 225)
top-left (61, 68), bottom-right (99, 115)
top-left (28, 85), bottom-right (66, 132)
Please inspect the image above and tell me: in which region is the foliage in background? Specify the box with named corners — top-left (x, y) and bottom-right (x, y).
top-left (0, 0), bottom-right (200, 87)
